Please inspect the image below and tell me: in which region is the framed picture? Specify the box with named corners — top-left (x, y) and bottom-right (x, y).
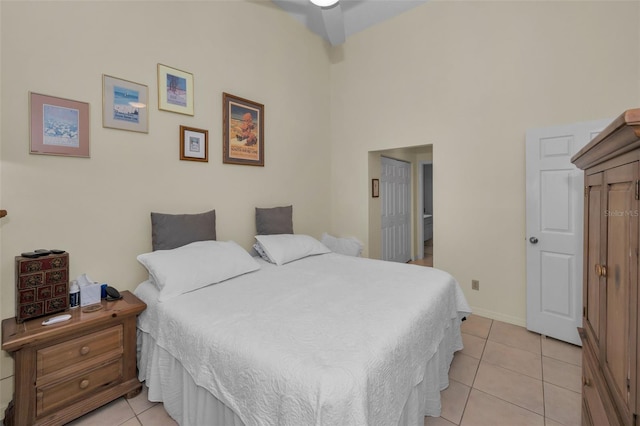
top-left (180, 125), bottom-right (208, 162)
top-left (372, 179), bottom-right (380, 198)
top-left (102, 74), bottom-right (149, 133)
top-left (158, 64), bottom-right (194, 115)
top-left (222, 92), bottom-right (264, 166)
top-left (29, 92), bottom-right (90, 158)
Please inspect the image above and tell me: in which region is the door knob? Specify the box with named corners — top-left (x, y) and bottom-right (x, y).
top-left (595, 264), bottom-right (607, 277)
top-left (529, 237), bottom-right (538, 244)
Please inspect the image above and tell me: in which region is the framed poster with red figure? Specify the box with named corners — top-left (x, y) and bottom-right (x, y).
top-left (222, 92), bottom-right (264, 166)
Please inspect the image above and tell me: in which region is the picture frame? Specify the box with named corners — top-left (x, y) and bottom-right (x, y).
top-left (29, 92), bottom-right (90, 158)
top-left (372, 179), bottom-right (380, 198)
top-left (102, 74), bottom-right (149, 133)
top-left (180, 125), bottom-right (208, 162)
top-left (158, 64), bottom-right (194, 116)
top-left (222, 92), bottom-right (264, 166)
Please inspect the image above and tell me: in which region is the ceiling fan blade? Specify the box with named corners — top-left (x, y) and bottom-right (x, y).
top-left (320, 2), bottom-right (345, 46)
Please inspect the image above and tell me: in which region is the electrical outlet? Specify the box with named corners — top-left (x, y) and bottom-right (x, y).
top-left (472, 280), bottom-right (480, 291)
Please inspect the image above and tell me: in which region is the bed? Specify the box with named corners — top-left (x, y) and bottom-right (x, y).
top-left (134, 210), bottom-right (470, 426)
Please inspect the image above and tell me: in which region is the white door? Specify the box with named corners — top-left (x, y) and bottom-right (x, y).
top-left (526, 119), bottom-right (610, 345)
top-left (381, 156), bottom-right (411, 263)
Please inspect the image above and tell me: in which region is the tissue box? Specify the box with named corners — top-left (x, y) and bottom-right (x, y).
top-left (80, 281), bottom-right (101, 307)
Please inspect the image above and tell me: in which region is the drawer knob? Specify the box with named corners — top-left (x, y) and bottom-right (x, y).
top-left (79, 346), bottom-right (90, 355)
top-left (79, 379), bottom-right (89, 389)
top-left (583, 376), bottom-right (591, 387)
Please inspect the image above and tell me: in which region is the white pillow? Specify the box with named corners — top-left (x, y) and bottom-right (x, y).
top-left (320, 232), bottom-right (364, 257)
top-left (254, 234), bottom-right (330, 266)
top-left (137, 240), bottom-right (260, 302)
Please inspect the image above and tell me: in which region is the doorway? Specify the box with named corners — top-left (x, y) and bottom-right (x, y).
top-left (409, 161), bottom-right (433, 267)
top-left (367, 145), bottom-right (432, 261)
top-left (421, 162), bottom-right (433, 266)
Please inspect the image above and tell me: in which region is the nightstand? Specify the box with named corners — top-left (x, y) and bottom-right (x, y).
top-left (1, 291), bottom-right (146, 426)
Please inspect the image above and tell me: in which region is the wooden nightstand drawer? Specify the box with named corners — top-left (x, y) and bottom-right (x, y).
top-left (36, 358), bottom-right (123, 416)
top-left (37, 325), bottom-right (123, 379)
top-left (2, 291), bottom-right (146, 425)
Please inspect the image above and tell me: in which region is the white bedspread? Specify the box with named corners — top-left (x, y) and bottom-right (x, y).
top-left (136, 253), bottom-right (470, 426)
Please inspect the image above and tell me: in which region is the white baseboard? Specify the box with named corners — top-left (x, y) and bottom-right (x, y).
top-left (468, 306), bottom-right (526, 328)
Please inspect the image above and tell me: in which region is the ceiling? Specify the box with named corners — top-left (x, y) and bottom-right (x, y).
top-left (271, 0), bottom-right (428, 46)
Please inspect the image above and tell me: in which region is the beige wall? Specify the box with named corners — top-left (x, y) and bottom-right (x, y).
top-left (0, 1), bottom-right (331, 413)
top-left (331, 1), bottom-right (640, 325)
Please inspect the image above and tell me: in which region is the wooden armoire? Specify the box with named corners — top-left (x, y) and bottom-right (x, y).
top-left (571, 109), bottom-right (640, 426)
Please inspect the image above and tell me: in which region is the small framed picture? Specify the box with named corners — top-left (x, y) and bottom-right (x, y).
top-left (29, 92), bottom-right (90, 158)
top-left (372, 179), bottom-right (380, 198)
top-left (180, 125), bottom-right (208, 162)
top-left (102, 74), bottom-right (149, 133)
top-left (158, 64), bottom-right (194, 116)
top-left (222, 92), bottom-right (264, 166)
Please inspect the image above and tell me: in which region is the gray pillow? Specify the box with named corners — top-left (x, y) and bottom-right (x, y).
top-left (151, 209), bottom-right (216, 251)
top-left (255, 205), bottom-right (293, 235)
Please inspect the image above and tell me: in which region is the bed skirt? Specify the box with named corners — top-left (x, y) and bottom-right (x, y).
top-left (137, 316), bottom-right (462, 426)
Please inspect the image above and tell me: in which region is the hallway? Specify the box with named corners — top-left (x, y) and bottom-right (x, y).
top-left (409, 239), bottom-right (433, 267)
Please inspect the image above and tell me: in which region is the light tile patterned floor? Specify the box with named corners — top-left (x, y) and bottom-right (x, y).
top-left (427, 314), bottom-right (582, 426)
top-left (67, 314), bottom-right (582, 426)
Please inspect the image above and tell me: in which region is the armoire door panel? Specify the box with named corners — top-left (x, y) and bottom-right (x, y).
top-left (585, 172), bottom-right (604, 347)
top-left (605, 184), bottom-right (630, 404)
top-left (602, 161), bottom-right (639, 420)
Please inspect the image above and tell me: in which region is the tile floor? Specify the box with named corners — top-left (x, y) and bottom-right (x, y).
top-left (66, 384), bottom-right (177, 426)
top-left (410, 239), bottom-right (433, 267)
top-left (427, 314), bottom-right (582, 426)
top-left (66, 314), bottom-right (582, 426)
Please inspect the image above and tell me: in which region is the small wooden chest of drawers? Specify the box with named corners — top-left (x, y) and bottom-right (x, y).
top-left (15, 253), bottom-right (69, 323)
top-left (1, 291), bottom-right (146, 426)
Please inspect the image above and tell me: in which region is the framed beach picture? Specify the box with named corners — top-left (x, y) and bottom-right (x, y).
top-left (180, 125), bottom-right (208, 162)
top-left (102, 75), bottom-right (149, 133)
top-left (29, 92), bottom-right (90, 158)
top-left (158, 64), bottom-right (194, 116)
top-left (222, 92), bottom-right (264, 166)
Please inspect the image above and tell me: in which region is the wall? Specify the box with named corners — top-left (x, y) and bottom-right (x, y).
top-left (0, 0), bottom-right (331, 413)
top-left (332, 0), bottom-right (640, 325)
